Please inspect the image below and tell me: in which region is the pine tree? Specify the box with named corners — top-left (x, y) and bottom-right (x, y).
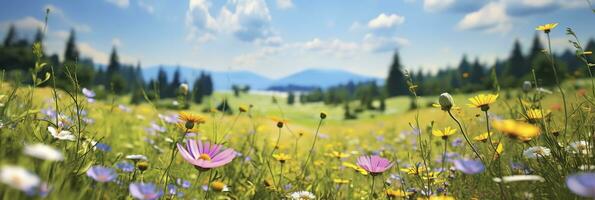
top-left (287, 91), bottom-right (295, 105)
top-left (528, 34), bottom-right (544, 64)
top-left (157, 67), bottom-right (168, 98)
top-left (106, 47), bottom-right (120, 76)
top-left (64, 29), bottom-right (79, 62)
top-left (385, 51), bottom-right (408, 97)
top-left (3, 24), bottom-right (16, 47)
top-left (170, 67), bottom-right (181, 97)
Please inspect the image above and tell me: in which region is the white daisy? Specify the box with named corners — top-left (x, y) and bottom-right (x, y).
top-left (0, 165), bottom-right (40, 192)
top-left (47, 126), bottom-right (75, 141)
top-left (493, 175), bottom-right (545, 183)
top-left (290, 191), bottom-right (316, 200)
top-left (523, 146), bottom-right (551, 159)
top-left (23, 144), bottom-right (63, 161)
top-left (125, 154), bottom-right (148, 161)
top-left (567, 141), bottom-right (591, 155)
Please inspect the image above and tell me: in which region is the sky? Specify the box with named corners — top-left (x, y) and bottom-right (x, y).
top-left (0, 0), bottom-right (593, 79)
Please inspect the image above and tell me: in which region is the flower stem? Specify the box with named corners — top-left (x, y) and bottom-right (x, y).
top-left (447, 110), bottom-right (484, 164)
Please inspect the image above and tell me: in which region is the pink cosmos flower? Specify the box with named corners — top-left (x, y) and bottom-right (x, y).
top-left (177, 139), bottom-right (236, 170)
top-left (356, 155), bottom-right (393, 175)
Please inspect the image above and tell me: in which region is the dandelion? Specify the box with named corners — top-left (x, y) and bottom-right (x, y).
top-left (23, 143), bottom-right (63, 161)
top-left (47, 126), bottom-right (75, 141)
top-left (536, 23), bottom-right (558, 33)
top-left (129, 182), bottom-right (163, 200)
top-left (356, 155), bottom-right (393, 175)
top-left (432, 127), bottom-right (456, 140)
top-left (272, 153), bottom-right (291, 164)
top-left (178, 112), bottom-right (205, 130)
top-left (289, 191), bottom-right (315, 200)
top-left (492, 120), bottom-right (540, 139)
top-left (523, 146), bottom-right (551, 159)
top-left (566, 172), bottom-right (595, 198)
top-left (452, 159), bottom-right (484, 174)
top-left (468, 94), bottom-right (498, 111)
top-left (0, 165), bottom-right (40, 192)
top-left (86, 166), bottom-right (117, 183)
top-left (177, 139), bottom-right (236, 171)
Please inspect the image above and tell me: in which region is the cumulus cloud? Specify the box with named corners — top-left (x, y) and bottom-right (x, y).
top-left (138, 0), bottom-right (155, 14)
top-left (112, 38), bottom-right (122, 47)
top-left (423, 0), bottom-right (487, 13)
top-left (362, 34), bottom-right (410, 53)
top-left (106, 0), bottom-right (130, 8)
top-left (457, 2), bottom-right (511, 33)
top-left (186, 0), bottom-right (277, 44)
top-left (0, 17), bottom-right (44, 32)
top-left (79, 42), bottom-right (110, 64)
top-left (367, 13), bottom-right (405, 29)
top-left (276, 0), bottom-right (293, 9)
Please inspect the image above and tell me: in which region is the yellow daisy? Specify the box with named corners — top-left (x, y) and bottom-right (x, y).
top-left (432, 127), bottom-right (457, 139)
top-left (178, 112), bottom-right (206, 129)
top-left (326, 151), bottom-right (350, 159)
top-left (468, 94), bottom-right (498, 111)
top-left (385, 188), bottom-right (412, 198)
top-left (492, 120), bottom-right (540, 140)
top-left (473, 132), bottom-right (492, 142)
top-left (272, 153), bottom-right (291, 164)
top-left (333, 178), bottom-right (350, 184)
top-left (536, 23), bottom-right (558, 33)
top-left (342, 162), bottom-right (368, 175)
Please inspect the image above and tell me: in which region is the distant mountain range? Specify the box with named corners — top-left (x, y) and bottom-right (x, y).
top-left (142, 66), bottom-right (384, 91)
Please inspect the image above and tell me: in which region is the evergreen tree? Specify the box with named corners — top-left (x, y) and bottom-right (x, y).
top-left (106, 47), bottom-right (120, 76)
top-left (64, 29), bottom-right (79, 62)
top-left (385, 51), bottom-right (408, 97)
top-left (503, 39), bottom-right (525, 86)
top-left (3, 24), bottom-right (16, 47)
top-left (528, 34), bottom-right (544, 63)
top-left (287, 91), bottom-right (295, 105)
top-left (170, 67), bottom-right (181, 97)
top-left (157, 67), bottom-right (168, 98)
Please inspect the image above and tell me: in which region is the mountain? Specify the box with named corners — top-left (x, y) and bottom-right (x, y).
top-left (141, 66), bottom-right (384, 91)
top-left (142, 66), bottom-right (273, 90)
top-left (268, 69), bottom-right (383, 90)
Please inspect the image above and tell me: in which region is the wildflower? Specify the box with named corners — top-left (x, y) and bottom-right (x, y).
top-left (159, 113), bottom-right (180, 124)
top-left (493, 175), bottom-right (544, 183)
top-left (47, 126), bottom-right (75, 141)
top-left (239, 105), bottom-right (249, 113)
top-left (452, 159), bottom-right (484, 174)
top-left (385, 188), bottom-right (412, 198)
top-left (179, 83), bottom-right (189, 95)
top-left (566, 173), bottom-right (595, 198)
top-left (567, 141), bottom-right (590, 155)
top-left (326, 151), bottom-right (350, 159)
top-left (473, 132), bottom-right (492, 142)
top-left (492, 120), bottom-right (540, 139)
top-left (136, 161), bottom-right (149, 172)
top-left (177, 139), bottom-right (236, 171)
top-left (126, 154), bottom-right (148, 162)
top-left (432, 127), bottom-right (456, 140)
top-left (342, 162), bottom-right (368, 175)
top-left (333, 178), bottom-right (350, 184)
top-left (82, 88), bottom-right (96, 103)
top-left (94, 142), bottom-right (112, 152)
top-left (526, 109), bottom-right (546, 122)
top-left (289, 191), bottom-right (315, 200)
top-left (270, 117), bottom-right (287, 128)
top-left (272, 153), bottom-right (291, 164)
top-left (536, 87), bottom-right (553, 94)
top-left (320, 111), bottom-right (327, 119)
top-left (0, 165), bottom-right (40, 192)
top-left (23, 143), bottom-right (63, 161)
top-left (429, 195), bottom-right (455, 200)
top-left (118, 104), bottom-right (132, 113)
top-left (86, 166), bottom-right (117, 183)
top-left (451, 138), bottom-right (463, 147)
top-left (536, 23), bottom-right (558, 33)
top-left (178, 112), bottom-right (205, 130)
top-left (522, 81), bottom-right (532, 93)
top-left (129, 182), bottom-right (163, 200)
top-left (356, 155), bottom-right (393, 175)
top-left (210, 181), bottom-right (229, 192)
top-left (177, 178), bottom-right (191, 188)
top-left (116, 162), bottom-right (135, 173)
top-left (400, 165), bottom-right (426, 175)
top-left (438, 93), bottom-right (454, 111)
top-left (523, 146), bottom-right (551, 159)
top-left (468, 94), bottom-right (498, 111)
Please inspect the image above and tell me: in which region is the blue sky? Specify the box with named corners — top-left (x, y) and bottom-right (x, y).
top-left (0, 0), bottom-right (593, 78)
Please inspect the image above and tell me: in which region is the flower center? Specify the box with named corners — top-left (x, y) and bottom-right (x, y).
top-left (199, 153), bottom-right (211, 161)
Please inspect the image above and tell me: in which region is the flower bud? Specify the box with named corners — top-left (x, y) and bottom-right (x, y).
top-left (320, 112), bottom-right (327, 119)
top-left (522, 81), bottom-right (532, 93)
top-left (137, 161), bottom-right (149, 172)
top-left (439, 93), bottom-right (454, 111)
top-left (179, 83), bottom-right (189, 95)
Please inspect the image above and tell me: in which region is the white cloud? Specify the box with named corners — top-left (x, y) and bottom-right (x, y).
top-left (79, 42), bottom-right (110, 64)
top-left (423, 0), bottom-right (455, 12)
top-left (0, 17), bottom-right (44, 32)
top-left (276, 0), bottom-right (293, 9)
top-left (423, 0), bottom-right (486, 13)
top-left (138, 0), bottom-right (155, 14)
top-left (367, 13), bottom-right (405, 29)
top-left (44, 4), bottom-right (64, 17)
top-left (362, 34), bottom-right (410, 53)
top-left (112, 38), bottom-right (122, 47)
top-left (186, 0), bottom-right (276, 44)
top-left (457, 2), bottom-right (511, 33)
top-left (106, 0), bottom-right (130, 8)
top-left (43, 4), bottom-right (92, 33)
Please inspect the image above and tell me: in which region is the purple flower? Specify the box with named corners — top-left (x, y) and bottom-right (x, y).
top-left (453, 159), bottom-right (484, 174)
top-left (129, 182), bottom-right (163, 200)
top-left (176, 178), bottom-right (191, 188)
top-left (451, 138), bottom-right (463, 147)
top-left (159, 114), bottom-right (180, 124)
top-left (82, 88), bottom-right (95, 98)
top-left (177, 139), bottom-right (236, 170)
top-left (86, 166), bottom-right (117, 182)
top-left (356, 155), bottom-right (393, 175)
top-left (116, 162), bottom-right (134, 173)
top-left (95, 143), bottom-right (111, 152)
top-left (119, 104), bottom-right (132, 113)
top-left (566, 172), bottom-right (595, 198)
top-left (167, 184), bottom-right (177, 195)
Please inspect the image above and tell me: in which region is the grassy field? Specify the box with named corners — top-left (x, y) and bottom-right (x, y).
top-left (0, 75), bottom-right (593, 199)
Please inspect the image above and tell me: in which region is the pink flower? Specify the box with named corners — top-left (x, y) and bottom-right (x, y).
top-left (356, 155), bottom-right (393, 175)
top-left (177, 139), bottom-right (236, 171)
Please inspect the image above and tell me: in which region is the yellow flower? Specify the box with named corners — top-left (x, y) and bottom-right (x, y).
top-left (432, 127), bottom-right (457, 139)
top-left (326, 151), bottom-right (350, 159)
top-left (272, 153), bottom-right (291, 164)
top-left (468, 94), bottom-right (498, 111)
top-left (400, 166), bottom-right (426, 175)
top-left (385, 188), bottom-right (412, 198)
top-left (239, 105), bottom-right (249, 113)
top-left (178, 112), bottom-right (206, 129)
top-left (473, 132), bottom-right (492, 142)
top-left (493, 142), bottom-right (504, 159)
top-left (428, 195), bottom-right (456, 200)
top-left (492, 120), bottom-right (540, 140)
top-left (270, 116), bottom-right (288, 128)
top-left (536, 23), bottom-right (558, 33)
top-left (210, 181), bottom-right (227, 192)
top-left (526, 109), bottom-right (549, 122)
top-left (333, 178), bottom-right (350, 184)
top-left (342, 162), bottom-right (368, 175)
